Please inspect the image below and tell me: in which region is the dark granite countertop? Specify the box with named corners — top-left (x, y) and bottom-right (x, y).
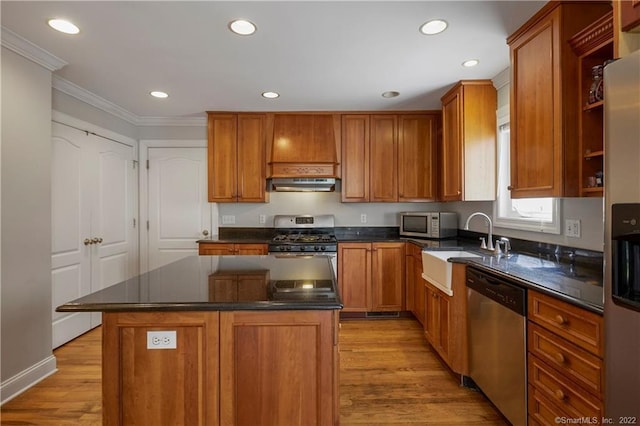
top-left (56, 255), bottom-right (342, 312)
top-left (418, 240), bottom-right (604, 314)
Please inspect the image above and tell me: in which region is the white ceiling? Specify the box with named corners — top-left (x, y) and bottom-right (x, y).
top-left (1, 1), bottom-right (545, 120)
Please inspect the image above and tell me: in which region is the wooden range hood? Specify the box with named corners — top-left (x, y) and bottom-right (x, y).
top-left (267, 113), bottom-right (341, 178)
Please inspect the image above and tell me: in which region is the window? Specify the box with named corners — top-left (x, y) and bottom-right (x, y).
top-left (493, 117), bottom-right (561, 234)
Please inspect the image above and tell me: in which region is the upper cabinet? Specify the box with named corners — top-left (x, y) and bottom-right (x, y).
top-left (440, 80), bottom-right (496, 202)
top-left (569, 11), bottom-right (614, 198)
top-left (507, 1), bottom-right (611, 198)
top-left (341, 113), bottom-right (439, 203)
top-left (207, 113), bottom-right (268, 203)
top-left (268, 114), bottom-right (341, 178)
top-left (620, 0), bottom-right (640, 32)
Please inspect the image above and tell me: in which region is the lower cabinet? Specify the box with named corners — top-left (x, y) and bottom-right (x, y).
top-left (422, 263), bottom-right (468, 375)
top-left (526, 290), bottom-right (604, 425)
top-left (198, 242), bottom-right (268, 255)
top-left (103, 310), bottom-right (339, 426)
top-left (405, 243), bottom-right (425, 325)
top-left (338, 242), bottom-right (405, 312)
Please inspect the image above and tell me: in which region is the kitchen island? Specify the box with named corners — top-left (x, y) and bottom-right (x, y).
top-left (57, 255), bottom-right (342, 426)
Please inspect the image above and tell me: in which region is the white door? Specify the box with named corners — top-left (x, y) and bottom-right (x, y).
top-left (51, 123), bottom-right (92, 348)
top-left (145, 146), bottom-right (213, 272)
top-left (51, 120), bottom-right (137, 348)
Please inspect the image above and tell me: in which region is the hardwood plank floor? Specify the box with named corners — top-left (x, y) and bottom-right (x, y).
top-left (1, 318), bottom-right (507, 425)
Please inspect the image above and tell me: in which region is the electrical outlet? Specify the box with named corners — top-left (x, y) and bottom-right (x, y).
top-left (259, 214), bottom-right (266, 224)
top-left (147, 331), bottom-right (177, 349)
top-left (221, 215), bottom-right (236, 225)
top-left (565, 219), bottom-right (581, 238)
top-left (360, 214), bottom-right (367, 224)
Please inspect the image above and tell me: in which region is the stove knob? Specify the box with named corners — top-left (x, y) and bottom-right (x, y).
top-left (300, 246), bottom-right (306, 251)
top-left (320, 246), bottom-right (326, 251)
top-left (286, 246), bottom-right (292, 251)
top-left (279, 246), bottom-right (285, 251)
top-left (314, 246), bottom-right (320, 251)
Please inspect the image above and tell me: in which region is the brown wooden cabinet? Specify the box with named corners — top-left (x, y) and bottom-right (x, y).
top-left (268, 114), bottom-right (341, 178)
top-left (102, 309), bottom-right (339, 426)
top-left (405, 242), bottom-right (425, 325)
top-left (569, 11), bottom-right (614, 198)
top-left (207, 113), bottom-right (267, 202)
top-left (338, 242), bottom-right (405, 312)
top-left (198, 242), bottom-right (268, 256)
top-left (621, 0), bottom-right (640, 32)
top-left (219, 310), bottom-right (339, 426)
top-left (422, 263), bottom-right (469, 375)
top-left (507, 1), bottom-right (611, 198)
top-left (208, 270), bottom-right (269, 302)
top-left (341, 113), bottom-right (438, 203)
top-left (102, 312), bottom-right (220, 426)
top-left (527, 290), bottom-right (604, 425)
top-left (440, 80), bottom-right (496, 201)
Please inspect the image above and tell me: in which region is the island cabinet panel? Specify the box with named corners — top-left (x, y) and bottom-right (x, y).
top-left (102, 312), bottom-right (220, 426)
top-left (219, 310), bottom-right (338, 426)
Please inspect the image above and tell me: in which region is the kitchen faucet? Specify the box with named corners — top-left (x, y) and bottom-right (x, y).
top-left (464, 212), bottom-right (494, 251)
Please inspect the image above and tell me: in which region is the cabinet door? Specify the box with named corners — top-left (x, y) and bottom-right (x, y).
top-left (235, 243), bottom-right (268, 255)
top-left (219, 310), bottom-right (337, 426)
top-left (405, 250), bottom-right (415, 313)
top-left (208, 114), bottom-right (238, 202)
top-left (369, 115), bottom-right (398, 202)
top-left (621, 0), bottom-right (640, 31)
top-left (413, 252), bottom-right (426, 326)
top-left (338, 243), bottom-right (371, 311)
top-left (441, 90), bottom-right (463, 201)
top-left (236, 114), bottom-right (267, 202)
top-left (209, 273), bottom-right (238, 302)
top-left (341, 115), bottom-right (370, 202)
top-left (509, 12), bottom-right (559, 198)
top-left (398, 114), bottom-right (438, 201)
top-left (371, 242), bottom-right (405, 311)
top-left (236, 272), bottom-right (269, 301)
top-left (424, 283), bottom-right (438, 343)
top-left (437, 289), bottom-right (451, 360)
top-left (199, 243), bottom-right (236, 255)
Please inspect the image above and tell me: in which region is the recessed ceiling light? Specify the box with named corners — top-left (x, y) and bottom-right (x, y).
top-left (150, 91), bottom-right (169, 99)
top-left (229, 19), bottom-right (257, 36)
top-left (419, 19), bottom-right (448, 35)
top-left (47, 18), bottom-right (80, 35)
top-left (382, 91), bottom-right (400, 98)
top-left (462, 59), bottom-right (480, 68)
top-left (262, 91), bottom-right (279, 99)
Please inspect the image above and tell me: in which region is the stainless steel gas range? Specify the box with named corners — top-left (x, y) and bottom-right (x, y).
top-left (268, 215), bottom-right (338, 277)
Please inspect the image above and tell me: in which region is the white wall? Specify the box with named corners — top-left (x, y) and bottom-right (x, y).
top-left (1, 48), bottom-right (56, 401)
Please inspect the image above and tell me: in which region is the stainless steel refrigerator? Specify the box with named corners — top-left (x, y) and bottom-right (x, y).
top-left (604, 49), bottom-right (640, 418)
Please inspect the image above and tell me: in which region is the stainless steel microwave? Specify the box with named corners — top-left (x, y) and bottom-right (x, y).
top-left (399, 212), bottom-right (458, 239)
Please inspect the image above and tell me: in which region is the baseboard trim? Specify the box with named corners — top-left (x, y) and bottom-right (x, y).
top-left (1, 355), bottom-right (57, 405)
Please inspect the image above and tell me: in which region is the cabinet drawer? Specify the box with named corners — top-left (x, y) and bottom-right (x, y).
top-left (528, 354), bottom-right (602, 419)
top-left (528, 322), bottom-right (603, 397)
top-left (199, 244), bottom-right (235, 255)
top-left (528, 290), bottom-right (603, 356)
top-left (528, 385), bottom-right (576, 426)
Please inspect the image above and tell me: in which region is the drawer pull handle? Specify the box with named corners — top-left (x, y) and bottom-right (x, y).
top-left (554, 352), bottom-right (566, 364)
top-left (554, 314), bottom-right (568, 325)
top-left (554, 389), bottom-right (566, 401)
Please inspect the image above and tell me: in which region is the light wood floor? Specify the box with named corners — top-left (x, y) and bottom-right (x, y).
top-left (1, 318), bottom-right (507, 425)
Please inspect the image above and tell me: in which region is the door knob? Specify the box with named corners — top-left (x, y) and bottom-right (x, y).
top-left (84, 238), bottom-right (92, 245)
top-left (91, 237), bottom-right (102, 244)
top-left (202, 229), bottom-right (209, 236)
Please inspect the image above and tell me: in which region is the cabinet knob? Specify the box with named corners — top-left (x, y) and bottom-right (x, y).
top-left (554, 389), bottom-right (566, 401)
top-left (84, 238), bottom-right (92, 246)
top-left (507, 185), bottom-right (514, 191)
top-left (554, 352), bottom-right (566, 364)
top-left (202, 229), bottom-right (209, 236)
top-left (554, 314), bottom-right (568, 325)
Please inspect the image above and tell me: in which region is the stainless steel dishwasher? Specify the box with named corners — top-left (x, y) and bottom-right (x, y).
top-left (467, 266), bottom-right (527, 426)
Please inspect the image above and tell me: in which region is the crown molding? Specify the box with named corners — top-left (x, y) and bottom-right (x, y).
top-left (1, 26), bottom-right (67, 71)
top-left (53, 76), bottom-right (206, 127)
top-left (492, 67), bottom-right (510, 90)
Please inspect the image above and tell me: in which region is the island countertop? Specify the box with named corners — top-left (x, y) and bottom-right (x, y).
top-left (56, 255), bottom-right (342, 312)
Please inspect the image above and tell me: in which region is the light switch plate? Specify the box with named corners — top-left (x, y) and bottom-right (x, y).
top-left (222, 215), bottom-right (236, 225)
top-left (360, 214), bottom-right (367, 224)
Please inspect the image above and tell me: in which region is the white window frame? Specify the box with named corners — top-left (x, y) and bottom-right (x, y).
top-left (493, 107), bottom-right (561, 234)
